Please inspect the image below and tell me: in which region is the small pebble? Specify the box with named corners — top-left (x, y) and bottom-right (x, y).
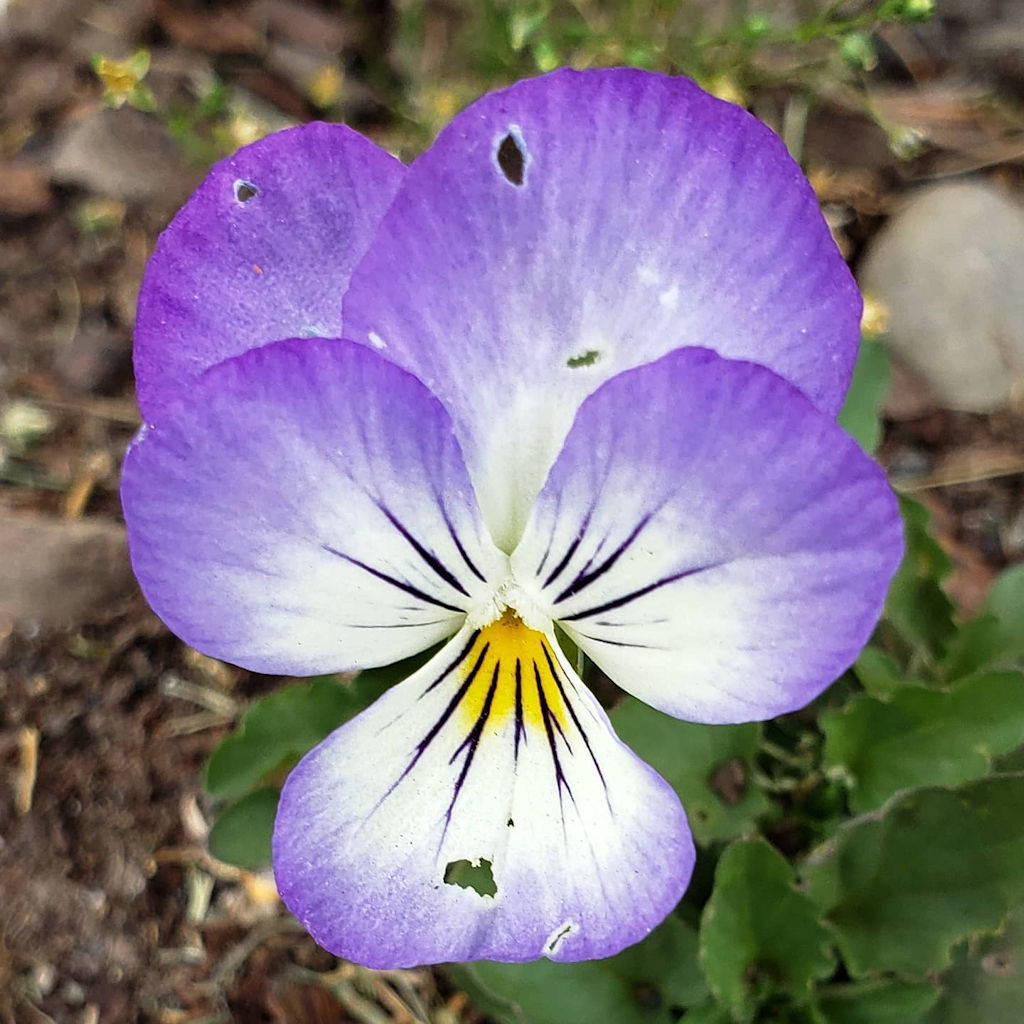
top-left (860, 180), bottom-right (1024, 413)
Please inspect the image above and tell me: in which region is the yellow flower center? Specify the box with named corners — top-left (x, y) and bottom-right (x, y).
top-left (458, 609), bottom-right (567, 733)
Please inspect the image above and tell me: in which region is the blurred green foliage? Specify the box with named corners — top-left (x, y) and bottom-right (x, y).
top-left (391, 0), bottom-right (935, 148)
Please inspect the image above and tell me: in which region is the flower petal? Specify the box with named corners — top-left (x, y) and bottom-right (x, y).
top-left (273, 616), bottom-right (694, 967)
top-left (341, 68), bottom-right (859, 547)
top-left (134, 123), bottom-right (404, 420)
top-left (511, 347), bottom-right (903, 724)
top-left (122, 338), bottom-right (505, 674)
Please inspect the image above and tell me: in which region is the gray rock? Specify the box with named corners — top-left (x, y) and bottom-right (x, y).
top-left (860, 180), bottom-right (1024, 413)
top-left (0, 513), bottom-right (135, 631)
top-left (49, 106), bottom-right (192, 207)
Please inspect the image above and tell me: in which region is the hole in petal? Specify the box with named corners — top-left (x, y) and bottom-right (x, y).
top-left (443, 858), bottom-right (497, 898)
top-left (566, 349), bottom-right (602, 369)
top-left (545, 921), bottom-right (576, 954)
top-left (233, 179), bottom-right (258, 204)
top-left (496, 132), bottom-right (525, 186)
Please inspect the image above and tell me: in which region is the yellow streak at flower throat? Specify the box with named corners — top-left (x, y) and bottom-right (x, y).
top-left (457, 609), bottom-right (568, 734)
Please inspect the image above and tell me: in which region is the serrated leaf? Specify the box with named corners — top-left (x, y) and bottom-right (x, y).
top-left (837, 336), bottom-right (889, 454)
top-left (822, 672), bottom-right (1024, 812)
top-left (611, 698), bottom-right (771, 845)
top-left (207, 787), bottom-right (278, 867)
top-left (817, 979), bottom-right (939, 1024)
top-left (884, 497), bottom-right (956, 659)
top-left (802, 773), bottom-right (1024, 978)
top-left (943, 564), bottom-right (1024, 679)
top-left (925, 903), bottom-right (1024, 1023)
top-left (448, 915), bottom-right (707, 1024)
top-left (699, 839), bottom-right (834, 1022)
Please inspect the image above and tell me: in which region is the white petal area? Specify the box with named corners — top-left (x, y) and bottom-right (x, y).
top-left (341, 69), bottom-right (860, 548)
top-left (273, 617), bottom-right (694, 967)
top-left (122, 338), bottom-right (506, 674)
top-left (511, 348), bottom-right (903, 724)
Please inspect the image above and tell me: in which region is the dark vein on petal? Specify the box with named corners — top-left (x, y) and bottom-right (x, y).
top-left (423, 630), bottom-right (481, 695)
top-left (401, 639), bottom-right (489, 782)
top-left (542, 642), bottom-right (607, 793)
top-left (370, 633), bottom-right (481, 815)
top-left (446, 661), bottom-right (501, 820)
top-left (321, 543), bottom-right (465, 613)
top-left (513, 658), bottom-right (525, 763)
top-left (444, 512), bottom-right (486, 582)
top-left (376, 502), bottom-right (470, 597)
top-left (570, 632), bottom-right (656, 649)
top-left (535, 660), bottom-right (573, 807)
top-left (542, 504), bottom-right (595, 589)
top-left (559, 564), bottom-right (717, 622)
top-left (534, 493), bottom-right (562, 578)
top-left (552, 514), bottom-right (653, 604)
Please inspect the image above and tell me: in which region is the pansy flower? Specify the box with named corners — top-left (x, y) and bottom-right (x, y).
top-left (122, 69), bottom-right (902, 968)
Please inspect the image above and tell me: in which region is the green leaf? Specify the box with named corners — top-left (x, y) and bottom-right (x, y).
top-left (206, 677), bottom-right (359, 801)
top-left (926, 903), bottom-right (1024, 1023)
top-left (677, 999), bottom-right (734, 1024)
top-left (817, 979), bottom-right (939, 1024)
top-left (699, 839), bottom-right (834, 1022)
top-left (838, 336), bottom-right (890, 453)
top-left (449, 915), bottom-right (707, 1024)
top-left (884, 497), bottom-right (956, 660)
top-left (943, 564), bottom-right (1024, 679)
top-left (822, 672), bottom-right (1024, 812)
top-left (852, 645), bottom-right (910, 698)
top-left (611, 698), bottom-right (771, 844)
top-left (207, 787), bottom-right (278, 868)
top-left (802, 773), bottom-right (1024, 977)
top-left (205, 654), bottom-right (428, 802)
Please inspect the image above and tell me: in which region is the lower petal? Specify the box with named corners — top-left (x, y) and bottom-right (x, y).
top-left (273, 618), bottom-right (694, 967)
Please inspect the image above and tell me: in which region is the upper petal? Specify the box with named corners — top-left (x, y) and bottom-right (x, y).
top-left (122, 338), bottom-right (505, 674)
top-left (273, 617), bottom-right (694, 967)
top-left (341, 68), bottom-right (859, 547)
top-left (511, 347), bottom-right (903, 724)
top-left (134, 122), bottom-right (404, 420)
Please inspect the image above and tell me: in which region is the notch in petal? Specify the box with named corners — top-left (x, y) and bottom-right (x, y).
top-left (273, 618), bottom-right (694, 967)
top-left (122, 338), bottom-right (505, 674)
top-left (512, 347), bottom-right (903, 724)
top-left (134, 123), bottom-right (405, 420)
top-left (341, 68), bottom-right (859, 546)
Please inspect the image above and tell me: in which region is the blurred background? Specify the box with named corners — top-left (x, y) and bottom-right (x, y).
top-left (2, 1), bottom-right (1024, 1021)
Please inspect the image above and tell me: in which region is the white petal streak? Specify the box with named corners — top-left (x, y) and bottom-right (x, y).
top-left (273, 617), bottom-right (693, 967)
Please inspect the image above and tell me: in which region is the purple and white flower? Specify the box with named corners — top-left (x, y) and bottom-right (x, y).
top-left (121, 69), bottom-right (902, 968)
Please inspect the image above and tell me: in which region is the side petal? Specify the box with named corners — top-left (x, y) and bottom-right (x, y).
top-left (134, 123), bottom-right (404, 420)
top-left (273, 617), bottom-right (694, 967)
top-left (122, 338), bottom-right (505, 674)
top-left (511, 348), bottom-right (903, 724)
top-left (341, 68), bottom-right (859, 547)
